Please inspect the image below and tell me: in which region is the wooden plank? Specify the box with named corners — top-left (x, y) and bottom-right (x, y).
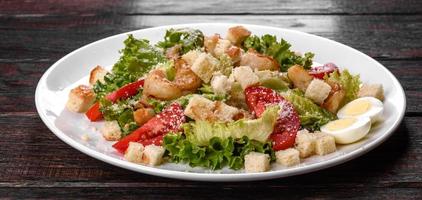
top-left (0, 114), bottom-right (421, 186)
top-left (0, 0), bottom-right (421, 15)
top-left (0, 15), bottom-right (421, 62)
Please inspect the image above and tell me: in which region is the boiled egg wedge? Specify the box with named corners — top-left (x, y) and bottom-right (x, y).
top-left (337, 97), bottom-right (384, 123)
top-left (321, 117), bottom-right (371, 144)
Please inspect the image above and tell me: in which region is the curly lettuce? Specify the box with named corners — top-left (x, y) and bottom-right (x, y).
top-left (157, 28), bottom-right (204, 54)
top-left (163, 134), bottom-right (274, 170)
top-left (325, 69), bottom-right (361, 106)
top-left (283, 91), bottom-right (336, 131)
top-left (243, 34), bottom-right (314, 72)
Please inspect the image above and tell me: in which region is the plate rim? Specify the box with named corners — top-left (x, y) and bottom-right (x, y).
top-left (35, 22), bottom-right (407, 181)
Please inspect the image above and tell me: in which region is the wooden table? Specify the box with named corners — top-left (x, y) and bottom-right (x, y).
top-left (1, 0), bottom-right (421, 199)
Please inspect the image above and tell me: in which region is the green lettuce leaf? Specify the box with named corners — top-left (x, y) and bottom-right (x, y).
top-left (283, 91), bottom-right (336, 131)
top-left (163, 134), bottom-right (274, 170)
top-left (325, 69), bottom-right (361, 106)
top-left (157, 28), bottom-right (204, 54)
top-left (198, 84), bottom-right (228, 101)
top-left (185, 106), bottom-right (279, 146)
top-left (243, 34), bottom-right (314, 72)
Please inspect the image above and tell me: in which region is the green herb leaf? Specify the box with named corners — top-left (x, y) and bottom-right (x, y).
top-left (157, 28), bottom-right (204, 54)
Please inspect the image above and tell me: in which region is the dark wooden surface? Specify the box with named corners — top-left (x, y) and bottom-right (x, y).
top-left (0, 0), bottom-right (421, 199)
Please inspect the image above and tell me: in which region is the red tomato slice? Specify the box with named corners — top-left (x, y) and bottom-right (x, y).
top-left (245, 86), bottom-right (300, 151)
top-left (112, 102), bottom-right (185, 153)
top-left (106, 79), bottom-right (144, 103)
top-left (85, 102), bottom-right (103, 121)
top-left (309, 63), bottom-right (338, 79)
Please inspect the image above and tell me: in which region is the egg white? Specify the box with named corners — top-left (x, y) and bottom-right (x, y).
top-left (337, 97), bottom-right (384, 123)
top-left (321, 117), bottom-right (371, 144)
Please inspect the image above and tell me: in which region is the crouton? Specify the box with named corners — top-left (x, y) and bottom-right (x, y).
top-left (101, 120), bottom-right (122, 141)
top-left (66, 85), bottom-right (96, 113)
top-left (305, 79), bottom-right (332, 105)
top-left (323, 89), bottom-right (346, 113)
top-left (214, 39), bottom-right (232, 58)
top-left (213, 101), bottom-right (240, 122)
top-left (181, 50), bottom-right (201, 66)
top-left (190, 53), bottom-right (219, 83)
top-left (142, 145), bottom-right (165, 166)
top-left (89, 65), bottom-right (108, 85)
top-left (226, 26), bottom-right (251, 46)
top-left (314, 132), bottom-right (336, 156)
top-left (184, 95), bottom-right (239, 122)
top-left (287, 65), bottom-right (313, 92)
top-left (244, 152), bottom-right (270, 173)
top-left (184, 95), bottom-right (215, 121)
top-left (295, 129), bottom-right (316, 158)
top-left (276, 148), bottom-right (300, 167)
top-left (133, 108), bottom-right (155, 126)
top-left (211, 74), bottom-right (232, 95)
top-left (124, 142), bottom-right (144, 163)
top-left (239, 52), bottom-right (279, 71)
top-left (358, 83), bottom-right (384, 101)
top-left (204, 34), bottom-right (220, 55)
top-left (232, 66), bottom-right (259, 89)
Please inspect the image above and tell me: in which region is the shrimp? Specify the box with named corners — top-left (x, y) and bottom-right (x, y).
top-left (143, 69), bottom-right (182, 100)
top-left (143, 60), bottom-right (202, 100)
top-left (239, 51), bottom-right (279, 71)
top-left (173, 59), bottom-right (202, 92)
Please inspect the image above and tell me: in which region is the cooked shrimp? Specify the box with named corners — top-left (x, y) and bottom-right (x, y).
top-left (239, 51), bottom-right (279, 71)
top-left (173, 59), bottom-right (202, 92)
top-left (226, 26), bottom-right (251, 46)
top-left (133, 108), bottom-right (155, 126)
top-left (143, 69), bottom-right (182, 100)
top-left (204, 34), bottom-right (220, 55)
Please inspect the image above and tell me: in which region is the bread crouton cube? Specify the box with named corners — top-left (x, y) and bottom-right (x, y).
top-left (358, 83), bottom-right (384, 101)
top-left (213, 101), bottom-right (240, 122)
top-left (142, 145), bottom-right (165, 166)
top-left (276, 148), bottom-right (300, 167)
top-left (89, 65), bottom-right (108, 85)
top-left (226, 26), bottom-right (251, 46)
top-left (305, 79), bottom-right (332, 105)
top-left (182, 50), bottom-right (201, 66)
top-left (211, 74), bottom-right (232, 95)
top-left (66, 85), bottom-right (96, 113)
top-left (191, 53), bottom-right (218, 83)
top-left (184, 95), bottom-right (215, 121)
top-left (233, 66), bottom-right (259, 89)
top-left (244, 152), bottom-right (270, 173)
top-left (295, 129), bottom-right (316, 158)
top-left (124, 142), bottom-right (144, 163)
top-left (101, 120), bottom-right (122, 141)
top-left (204, 34), bottom-right (220, 55)
top-left (314, 132), bottom-right (336, 156)
top-left (214, 39), bottom-right (232, 57)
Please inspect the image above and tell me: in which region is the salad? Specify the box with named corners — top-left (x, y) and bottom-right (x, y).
top-left (66, 26), bottom-right (385, 172)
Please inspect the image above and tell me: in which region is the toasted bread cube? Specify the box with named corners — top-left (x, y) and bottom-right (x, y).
top-left (244, 152), bottom-right (270, 173)
top-left (66, 85), bottom-right (96, 113)
top-left (101, 120), bottom-right (122, 141)
top-left (191, 53), bottom-right (218, 83)
top-left (233, 66), bottom-right (259, 89)
top-left (295, 129), bottom-right (316, 158)
top-left (213, 101), bottom-right (240, 122)
top-left (142, 145), bottom-right (165, 166)
top-left (124, 142), bottom-right (144, 163)
top-left (182, 50), bottom-right (201, 66)
top-left (204, 34), bottom-right (220, 55)
top-left (226, 26), bottom-right (251, 46)
top-left (287, 65), bottom-right (313, 92)
top-left (323, 89), bottom-right (346, 113)
top-left (314, 132), bottom-right (336, 156)
top-left (214, 39), bottom-right (232, 57)
top-left (184, 95), bottom-right (215, 121)
top-left (89, 65), bottom-right (108, 85)
top-left (276, 148), bottom-right (300, 167)
top-left (358, 83), bottom-right (384, 101)
top-left (211, 74), bottom-right (232, 95)
top-left (305, 79), bottom-right (332, 105)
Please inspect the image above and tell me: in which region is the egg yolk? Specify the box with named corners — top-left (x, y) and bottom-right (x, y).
top-left (344, 100), bottom-right (371, 116)
top-left (326, 118), bottom-right (357, 131)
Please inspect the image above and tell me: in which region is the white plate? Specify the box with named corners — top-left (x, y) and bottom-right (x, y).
top-left (35, 23), bottom-right (406, 181)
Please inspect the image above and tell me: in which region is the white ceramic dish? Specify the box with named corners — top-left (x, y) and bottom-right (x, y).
top-left (35, 23), bottom-right (406, 181)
